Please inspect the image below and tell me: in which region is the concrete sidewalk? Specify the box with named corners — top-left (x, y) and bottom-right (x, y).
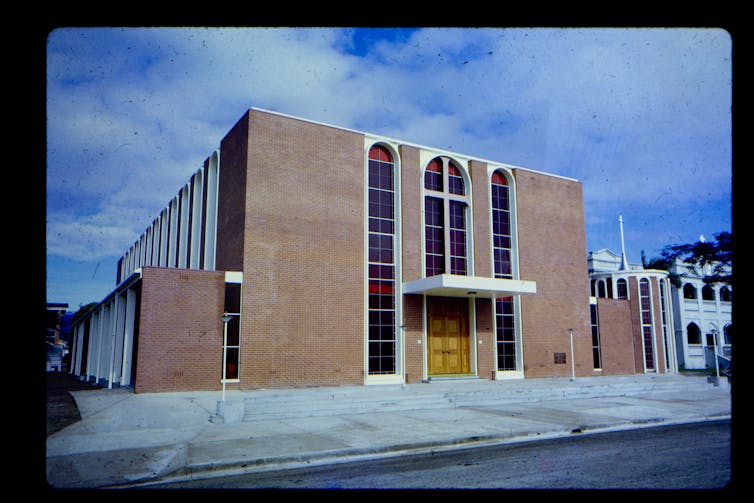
top-left (45, 374), bottom-right (732, 489)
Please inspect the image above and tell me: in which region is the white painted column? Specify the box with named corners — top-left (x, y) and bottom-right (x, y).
top-left (204, 152), bottom-right (219, 271)
top-left (190, 168), bottom-right (204, 269)
top-left (120, 287), bottom-right (137, 386)
top-left (84, 317), bottom-right (94, 380)
top-left (71, 324), bottom-right (83, 376)
top-left (100, 303), bottom-right (114, 386)
top-left (146, 226), bottom-right (154, 267)
top-left (159, 208), bottom-right (169, 267)
top-left (168, 196), bottom-right (179, 268)
top-left (110, 293), bottom-right (127, 387)
top-left (137, 235), bottom-right (144, 270)
top-left (178, 184), bottom-right (190, 268)
top-left (92, 308), bottom-right (105, 383)
top-left (151, 219), bottom-right (160, 266)
top-left (107, 296), bottom-right (120, 389)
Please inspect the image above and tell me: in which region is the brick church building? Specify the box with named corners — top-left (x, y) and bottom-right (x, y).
top-left (68, 108), bottom-right (654, 393)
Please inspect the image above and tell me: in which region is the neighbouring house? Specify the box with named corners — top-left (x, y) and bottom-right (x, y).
top-left (46, 303), bottom-right (69, 372)
top-left (667, 259), bottom-right (732, 371)
top-left (588, 220), bottom-right (732, 376)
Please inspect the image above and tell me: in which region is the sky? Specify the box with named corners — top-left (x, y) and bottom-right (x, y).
top-left (46, 27), bottom-right (733, 311)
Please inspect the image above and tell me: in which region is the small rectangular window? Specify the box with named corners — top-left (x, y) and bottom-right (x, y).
top-left (617, 280), bottom-right (628, 299)
top-left (224, 283), bottom-right (241, 314)
top-left (223, 281), bottom-right (242, 382)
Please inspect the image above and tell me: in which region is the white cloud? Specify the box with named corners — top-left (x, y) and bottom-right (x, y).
top-left (47, 211), bottom-right (139, 262)
top-left (46, 27), bottom-right (732, 308)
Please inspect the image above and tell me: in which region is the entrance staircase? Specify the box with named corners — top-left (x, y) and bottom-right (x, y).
top-left (241, 374), bottom-right (721, 422)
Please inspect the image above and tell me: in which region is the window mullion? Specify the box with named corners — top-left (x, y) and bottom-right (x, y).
top-left (443, 198), bottom-right (451, 274)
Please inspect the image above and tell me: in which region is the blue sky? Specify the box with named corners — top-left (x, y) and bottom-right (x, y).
top-left (46, 27), bottom-right (732, 310)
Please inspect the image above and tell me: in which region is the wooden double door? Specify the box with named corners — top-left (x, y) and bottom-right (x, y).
top-left (427, 297), bottom-right (471, 375)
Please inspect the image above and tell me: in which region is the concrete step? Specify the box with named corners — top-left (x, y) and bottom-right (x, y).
top-left (240, 375), bottom-right (718, 421)
top-left (446, 376), bottom-right (716, 407)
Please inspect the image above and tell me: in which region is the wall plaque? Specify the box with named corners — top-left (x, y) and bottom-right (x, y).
top-left (554, 352), bottom-right (567, 364)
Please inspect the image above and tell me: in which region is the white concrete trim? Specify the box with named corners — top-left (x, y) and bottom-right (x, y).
top-left (224, 271), bottom-right (243, 283)
top-left (189, 168), bottom-right (204, 269)
top-left (403, 274), bottom-right (536, 298)
top-left (495, 370), bottom-right (525, 380)
top-left (363, 138), bottom-right (403, 383)
top-left (365, 374), bottom-right (403, 385)
top-left (204, 150), bottom-right (220, 271)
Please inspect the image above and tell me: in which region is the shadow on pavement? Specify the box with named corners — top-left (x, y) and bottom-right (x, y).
top-left (46, 372), bottom-right (99, 437)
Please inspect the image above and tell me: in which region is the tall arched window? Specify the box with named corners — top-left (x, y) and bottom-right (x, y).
top-left (683, 283), bottom-right (697, 300)
top-left (491, 169), bottom-right (517, 372)
top-left (702, 285), bottom-right (715, 301)
top-left (719, 286), bottom-right (732, 302)
top-left (367, 145), bottom-right (396, 375)
top-left (597, 280), bottom-right (607, 299)
top-left (687, 322), bottom-right (701, 345)
top-left (659, 280), bottom-right (671, 371)
top-left (639, 278), bottom-right (655, 371)
top-left (423, 157), bottom-right (470, 276)
top-left (723, 324), bottom-right (732, 346)
top-left (491, 171), bottom-right (512, 279)
top-left (616, 278), bottom-right (628, 299)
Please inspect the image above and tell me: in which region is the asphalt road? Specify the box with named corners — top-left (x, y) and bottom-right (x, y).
top-left (155, 419), bottom-right (732, 489)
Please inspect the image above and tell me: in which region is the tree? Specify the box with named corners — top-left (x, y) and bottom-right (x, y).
top-left (659, 231), bottom-right (732, 285)
top-left (71, 302), bottom-right (98, 326)
top-left (641, 252), bottom-right (683, 287)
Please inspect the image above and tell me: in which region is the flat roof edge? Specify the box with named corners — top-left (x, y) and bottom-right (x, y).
top-left (248, 107), bottom-right (579, 183)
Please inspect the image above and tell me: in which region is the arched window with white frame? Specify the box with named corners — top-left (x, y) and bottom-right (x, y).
top-left (720, 286), bottom-right (732, 302)
top-left (616, 278), bottom-right (628, 299)
top-left (639, 278), bottom-right (656, 371)
top-left (702, 284), bottom-right (715, 301)
top-left (423, 157), bottom-right (470, 276)
top-left (683, 283), bottom-right (697, 300)
top-left (491, 169), bottom-right (518, 372)
top-left (687, 322), bottom-right (701, 345)
top-left (367, 144), bottom-right (398, 376)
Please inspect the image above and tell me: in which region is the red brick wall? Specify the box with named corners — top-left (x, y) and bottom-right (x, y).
top-left (475, 298), bottom-right (495, 379)
top-left (514, 170), bottom-right (592, 377)
top-left (468, 162), bottom-right (494, 380)
top-left (595, 298), bottom-right (637, 375)
top-left (240, 110), bottom-right (365, 388)
top-left (627, 277), bottom-right (644, 372)
top-left (627, 276), bottom-right (668, 374)
top-left (403, 294), bottom-right (424, 383)
top-left (470, 160), bottom-right (492, 278)
top-left (134, 267), bottom-right (225, 393)
top-left (216, 111), bottom-right (249, 272)
top-left (399, 145), bottom-right (422, 283)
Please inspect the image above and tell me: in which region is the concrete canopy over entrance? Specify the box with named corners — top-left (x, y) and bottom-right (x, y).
top-left (403, 274), bottom-right (536, 299)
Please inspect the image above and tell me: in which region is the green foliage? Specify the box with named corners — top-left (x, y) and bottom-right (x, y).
top-left (660, 231), bottom-right (732, 285)
top-left (71, 302), bottom-right (98, 325)
top-left (641, 254), bottom-right (683, 287)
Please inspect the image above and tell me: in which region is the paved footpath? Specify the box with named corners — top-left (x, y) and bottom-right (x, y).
top-left (45, 374), bottom-right (732, 488)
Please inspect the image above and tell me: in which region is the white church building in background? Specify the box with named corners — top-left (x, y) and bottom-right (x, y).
top-left (588, 219), bottom-right (731, 373)
top-left (667, 250), bottom-right (732, 371)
